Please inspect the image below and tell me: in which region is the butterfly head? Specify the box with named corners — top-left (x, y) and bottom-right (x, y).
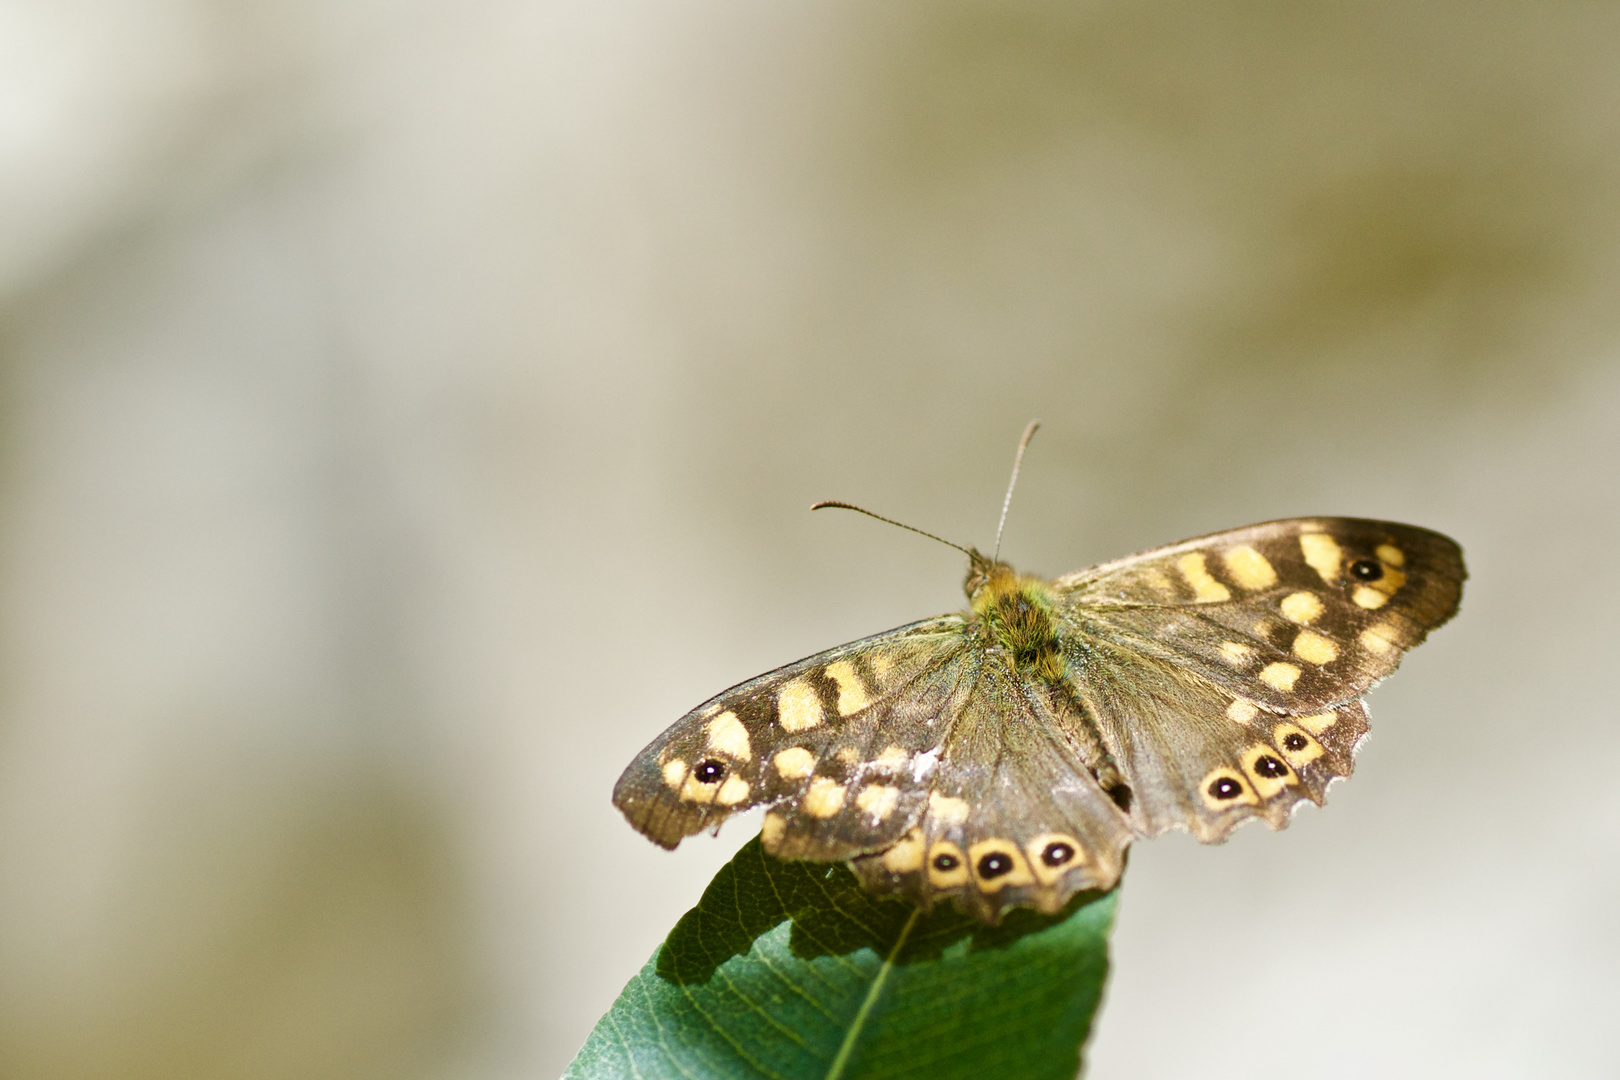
top-left (963, 547), bottom-right (1015, 600)
top-left (965, 549), bottom-right (1066, 680)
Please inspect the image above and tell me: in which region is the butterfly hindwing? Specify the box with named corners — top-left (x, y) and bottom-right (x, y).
top-left (851, 656), bottom-right (1133, 921)
top-left (1059, 638), bottom-right (1372, 841)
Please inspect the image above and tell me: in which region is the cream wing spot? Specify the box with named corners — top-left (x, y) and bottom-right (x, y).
top-left (1226, 699), bottom-right (1260, 724)
top-left (824, 659), bottom-right (873, 715)
top-left (882, 829), bottom-right (924, 873)
top-left (1292, 630), bottom-right (1339, 665)
top-left (776, 679), bottom-right (824, 732)
top-left (1352, 585), bottom-right (1390, 609)
top-left (1300, 533), bottom-right (1342, 584)
top-left (715, 775), bottom-right (751, 806)
top-left (1242, 745), bottom-right (1297, 798)
top-left (704, 711), bottom-right (752, 761)
top-left (1376, 543), bottom-right (1406, 567)
top-left (1273, 722), bottom-right (1325, 768)
top-left (1280, 591), bottom-right (1325, 624)
top-left (1361, 623), bottom-right (1400, 655)
top-left (1177, 552), bottom-right (1232, 603)
top-left (1360, 628), bottom-right (1392, 654)
top-left (873, 745), bottom-right (908, 767)
top-left (803, 777), bottom-right (846, 818)
top-left (1219, 641), bottom-right (1255, 666)
top-left (1370, 565), bottom-right (1407, 595)
top-left (928, 792), bottom-right (970, 825)
top-left (679, 773), bottom-right (719, 804)
top-left (1143, 568), bottom-right (1177, 597)
top-left (1223, 545), bottom-right (1278, 590)
top-left (761, 811), bottom-right (786, 849)
top-left (1297, 711), bottom-right (1337, 735)
top-left (835, 746), bottom-right (859, 766)
top-left (662, 759), bottom-right (688, 789)
top-left (773, 747), bottom-right (816, 780)
top-left (1259, 661), bottom-right (1302, 692)
top-left (855, 785), bottom-right (900, 821)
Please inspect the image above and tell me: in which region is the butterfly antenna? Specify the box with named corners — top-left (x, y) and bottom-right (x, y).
top-left (993, 419), bottom-right (1040, 562)
top-left (810, 501), bottom-right (975, 558)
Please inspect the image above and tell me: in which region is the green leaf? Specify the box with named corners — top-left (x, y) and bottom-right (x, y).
top-left (566, 836), bottom-right (1118, 1080)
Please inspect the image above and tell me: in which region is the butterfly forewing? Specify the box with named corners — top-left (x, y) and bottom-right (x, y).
top-left (1054, 518), bottom-right (1465, 714)
top-left (612, 615), bottom-right (967, 852)
top-left (1046, 517), bottom-right (1460, 843)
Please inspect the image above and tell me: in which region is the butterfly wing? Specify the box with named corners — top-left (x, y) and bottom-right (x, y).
top-left (849, 655), bottom-right (1134, 922)
top-left (1059, 636), bottom-right (1373, 840)
top-left (617, 613), bottom-right (1136, 921)
top-left (612, 614), bottom-right (971, 855)
top-left (1052, 517), bottom-right (1464, 840)
top-left (615, 515), bottom-right (1464, 919)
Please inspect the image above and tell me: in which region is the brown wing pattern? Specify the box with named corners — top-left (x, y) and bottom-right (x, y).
top-left (611, 615), bottom-right (967, 853)
top-left (1053, 517), bottom-right (1462, 841)
top-left (1054, 518), bottom-right (1464, 713)
top-left (850, 656), bottom-right (1134, 921)
top-left (614, 515), bottom-right (1464, 923)
top-left (1059, 635), bottom-right (1372, 842)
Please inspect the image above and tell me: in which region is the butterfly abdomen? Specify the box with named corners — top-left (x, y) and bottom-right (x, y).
top-left (971, 567), bottom-right (1067, 681)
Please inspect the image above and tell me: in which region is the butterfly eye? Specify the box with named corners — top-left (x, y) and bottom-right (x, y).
top-left (1040, 841), bottom-right (1076, 868)
top-left (1208, 777), bottom-right (1243, 800)
top-left (976, 852), bottom-right (1014, 879)
top-left (1282, 733), bottom-right (1308, 752)
top-left (932, 852), bottom-right (960, 872)
top-left (693, 758), bottom-right (727, 784)
top-left (1252, 755), bottom-right (1288, 778)
top-left (1349, 558), bottom-right (1383, 582)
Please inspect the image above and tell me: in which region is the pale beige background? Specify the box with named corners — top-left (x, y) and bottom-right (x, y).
top-left (1, 3), bottom-right (1617, 1078)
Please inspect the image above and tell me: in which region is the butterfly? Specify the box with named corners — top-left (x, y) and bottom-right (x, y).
top-left (612, 424), bottom-right (1465, 922)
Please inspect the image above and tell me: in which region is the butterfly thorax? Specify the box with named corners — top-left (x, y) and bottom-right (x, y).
top-left (965, 552), bottom-right (1067, 682)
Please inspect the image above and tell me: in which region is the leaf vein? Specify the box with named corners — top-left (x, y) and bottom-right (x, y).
top-left (824, 905), bottom-right (920, 1080)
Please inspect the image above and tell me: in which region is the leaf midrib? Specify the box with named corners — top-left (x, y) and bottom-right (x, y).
top-left (822, 906), bottom-right (921, 1080)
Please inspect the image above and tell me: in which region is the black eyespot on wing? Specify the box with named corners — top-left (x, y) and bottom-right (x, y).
top-left (1041, 841), bottom-right (1076, 867)
top-left (1283, 733), bottom-right (1308, 752)
top-left (1209, 777), bottom-right (1242, 800)
top-left (1253, 755), bottom-right (1287, 778)
top-left (977, 852), bottom-right (1013, 879)
top-left (932, 852), bottom-right (960, 872)
top-left (693, 759), bottom-right (727, 783)
top-left (1349, 558), bottom-right (1383, 581)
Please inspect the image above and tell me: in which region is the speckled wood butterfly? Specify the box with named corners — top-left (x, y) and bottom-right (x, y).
top-left (613, 425), bottom-right (1465, 922)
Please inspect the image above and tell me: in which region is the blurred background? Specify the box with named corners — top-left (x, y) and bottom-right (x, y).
top-left (1, 2), bottom-right (1617, 1077)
